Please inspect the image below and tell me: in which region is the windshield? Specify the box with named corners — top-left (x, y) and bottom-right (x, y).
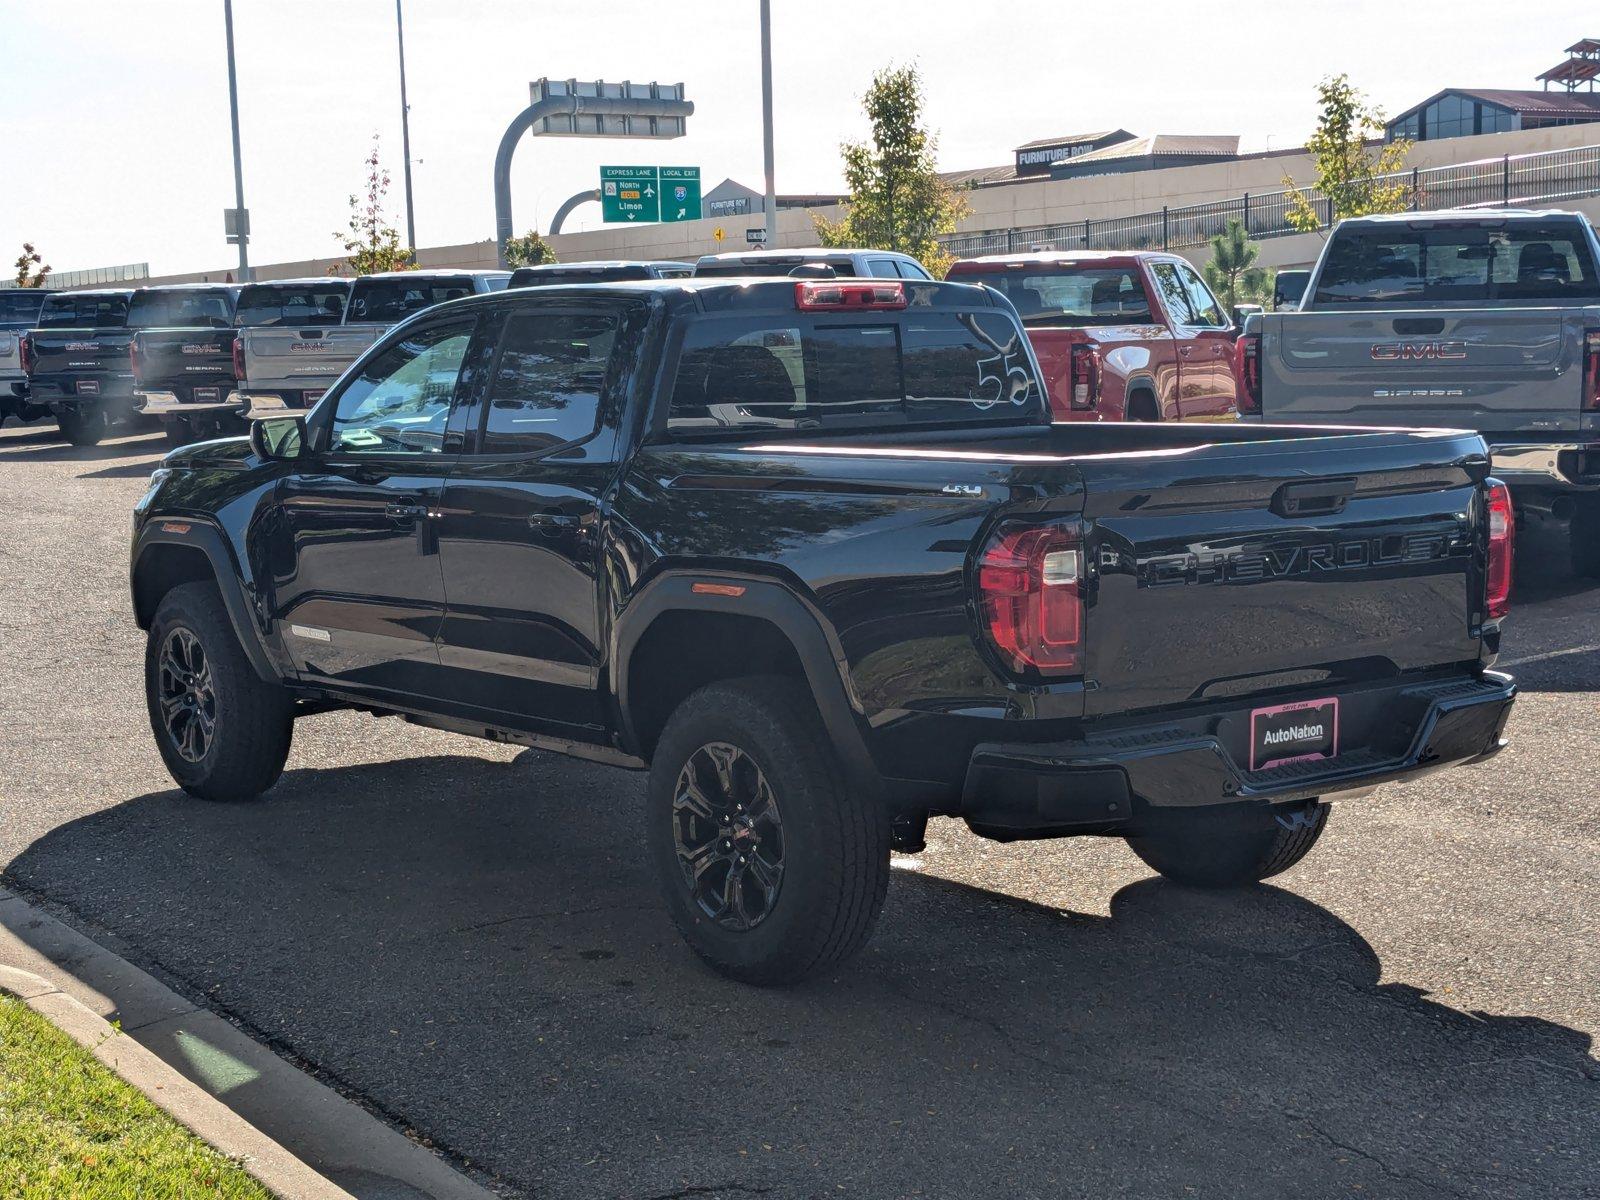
top-left (1313, 221), bottom-right (1600, 306)
top-left (511, 266), bottom-right (651, 287)
top-left (126, 289), bottom-right (234, 329)
top-left (950, 268), bottom-right (1154, 326)
top-left (234, 282), bottom-right (350, 326)
top-left (694, 257), bottom-right (858, 278)
top-left (666, 309), bottom-right (1043, 435)
top-left (0, 291), bottom-right (50, 327)
top-left (36, 293), bottom-right (130, 329)
top-left (348, 277), bottom-right (475, 323)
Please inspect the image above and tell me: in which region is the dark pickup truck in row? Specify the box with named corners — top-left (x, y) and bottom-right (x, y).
top-left (131, 275), bottom-right (1517, 983)
top-left (22, 288), bottom-right (136, 443)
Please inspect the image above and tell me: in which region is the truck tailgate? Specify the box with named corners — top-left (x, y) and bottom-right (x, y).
top-left (1068, 427), bottom-right (1488, 716)
top-left (1262, 308), bottom-right (1588, 433)
top-left (133, 330), bottom-right (237, 389)
top-left (241, 325), bottom-right (380, 390)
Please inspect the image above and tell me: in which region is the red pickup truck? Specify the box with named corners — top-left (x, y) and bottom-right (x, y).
top-left (945, 251), bottom-right (1240, 422)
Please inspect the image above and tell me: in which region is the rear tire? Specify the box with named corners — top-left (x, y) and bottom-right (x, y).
top-left (145, 582), bottom-right (294, 801)
top-left (1126, 802), bottom-right (1329, 888)
top-left (57, 404), bottom-right (108, 446)
top-left (164, 420), bottom-right (191, 448)
top-left (646, 676), bottom-right (891, 985)
top-left (1570, 496), bottom-right (1600, 579)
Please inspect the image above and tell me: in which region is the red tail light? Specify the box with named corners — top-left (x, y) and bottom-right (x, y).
top-left (794, 280), bottom-right (906, 311)
top-left (18, 334), bottom-right (32, 375)
top-left (128, 337), bottom-right (142, 384)
top-left (977, 523), bottom-right (1085, 675)
top-left (1583, 329), bottom-right (1600, 411)
top-left (1234, 331), bottom-right (1262, 414)
top-left (1485, 480), bottom-right (1514, 621)
top-left (232, 335), bottom-right (246, 383)
top-left (1069, 342), bottom-right (1100, 411)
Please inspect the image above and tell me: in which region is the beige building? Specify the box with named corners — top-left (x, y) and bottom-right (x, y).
top-left (131, 120), bottom-right (1600, 289)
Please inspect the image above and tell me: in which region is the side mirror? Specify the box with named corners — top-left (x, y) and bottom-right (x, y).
top-left (1230, 303), bottom-right (1264, 333)
top-left (249, 413), bottom-right (307, 461)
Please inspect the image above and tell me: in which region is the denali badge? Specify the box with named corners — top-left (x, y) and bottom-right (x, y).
top-left (1370, 340), bottom-right (1467, 361)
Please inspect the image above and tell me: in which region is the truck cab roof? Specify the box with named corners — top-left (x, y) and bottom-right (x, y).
top-left (692, 248), bottom-right (934, 280)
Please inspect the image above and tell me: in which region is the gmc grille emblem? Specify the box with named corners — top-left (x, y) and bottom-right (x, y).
top-left (1370, 340), bottom-right (1467, 361)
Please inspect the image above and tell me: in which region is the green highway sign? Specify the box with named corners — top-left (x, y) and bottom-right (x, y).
top-left (599, 165), bottom-right (701, 224)
top-left (659, 166), bottom-right (702, 222)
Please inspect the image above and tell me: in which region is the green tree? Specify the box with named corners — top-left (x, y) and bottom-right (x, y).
top-left (813, 63), bottom-right (969, 277)
top-left (1203, 219), bottom-right (1272, 309)
top-left (333, 134), bottom-right (414, 275)
top-left (504, 229), bottom-right (556, 269)
top-left (1284, 74), bottom-right (1411, 232)
top-left (13, 243), bottom-right (50, 288)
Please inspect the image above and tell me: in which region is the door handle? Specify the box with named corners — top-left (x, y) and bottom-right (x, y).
top-left (1179, 346), bottom-right (1192, 357)
top-left (527, 510), bottom-right (581, 531)
top-left (385, 500), bottom-right (426, 523)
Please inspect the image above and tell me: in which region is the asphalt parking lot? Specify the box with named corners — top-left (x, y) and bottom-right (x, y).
top-left (1, 419), bottom-right (1595, 1200)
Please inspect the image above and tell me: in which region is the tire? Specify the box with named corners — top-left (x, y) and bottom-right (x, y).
top-left (1570, 496), bottom-right (1600, 579)
top-left (646, 676), bottom-right (891, 985)
top-left (1126, 801), bottom-right (1329, 888)
top-left (57, 404), bottom-right (108, 446)
top-left (164, 420), bottom-right (191, 448)
top-left (145, 581), bottom-right (294, 801)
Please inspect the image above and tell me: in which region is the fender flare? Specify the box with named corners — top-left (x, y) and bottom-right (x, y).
top-left (611, 572), bottom-right (881, 798)
top-left (131, 518), bottom-right (283, 683)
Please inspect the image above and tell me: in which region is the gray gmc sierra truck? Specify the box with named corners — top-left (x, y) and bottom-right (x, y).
top-left (1237, 209), bottom-right (1600, 574)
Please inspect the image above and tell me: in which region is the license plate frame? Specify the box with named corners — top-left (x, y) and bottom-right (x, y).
top-left (301, 389), bottom-right (326, 407)
top-left (1250, 696), bottom-right (1339, 772)
top-left (191, 386), bottom-right (221, 403)
top-left (76, 379), bottom-right (100, 396)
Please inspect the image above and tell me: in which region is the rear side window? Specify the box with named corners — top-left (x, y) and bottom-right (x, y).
top-left (947, 268), bottom-right (1153, 326)
top-left (348, 278), bottom-right (476, 322)
top-left (1314, 222), bottom-right (1600, 306)
top-left (667, 310), bottom-right (1041, 434)
top-left (126, 290), bottom-right (234, 329)
top-left (234, 283), bottom-right (349, 326)
top-left (0, 291), bottom-right (49, 325)
top-left (481, 310), bottom-right (618, 453)
top-left (37, 294), bottom-right (130, 328)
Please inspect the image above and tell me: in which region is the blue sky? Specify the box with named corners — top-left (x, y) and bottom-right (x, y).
top-left (2, 0), bottom-right (1593, 276)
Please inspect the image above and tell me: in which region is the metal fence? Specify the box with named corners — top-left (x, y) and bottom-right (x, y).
top-left (939, 143), bottom-right (1600, 258)
top-left (44, 262), bottom-right (150, 289)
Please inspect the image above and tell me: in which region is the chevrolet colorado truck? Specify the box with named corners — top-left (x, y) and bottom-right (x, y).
top-left (23, 288), bottom-right (135, 443)
top-left (127, 284), bottom-right (241, 445)
top-left (0, 288), bottom-right (54, 424)
top-left (1238, 209), bottom-right (1600, 574)
top-left (237, 270), bottom-right (507, 419)
top-left (130, 275), bottom-right (1517, 984)
top-left (946, 252), bottom-right (1240, 422)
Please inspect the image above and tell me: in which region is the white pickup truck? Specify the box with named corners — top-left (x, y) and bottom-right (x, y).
top-left (0, 288), bottom-right (54, 424)
top-left (238, 270), bottom-right (509, 416)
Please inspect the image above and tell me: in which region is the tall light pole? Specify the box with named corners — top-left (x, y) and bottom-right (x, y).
top-left (759, 0), bottom-right (777, 244)
top-left (396, 0), bottom-right (417, 251)
top-left (223, 0), bottom-right (250, 281)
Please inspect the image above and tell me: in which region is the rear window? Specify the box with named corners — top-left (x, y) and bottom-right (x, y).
top-left (666, 310), bottom-right (1043, 435)
top-left (1313, 221), bottom-right (1600, 306)
top-left (37, 293), bottom-right (130, 329)
top-left (127, 289), bottom-right (234, 329)
top-left (0, 291), bottom-right (50, 326)
top-left (234, 282), bottom-right (350, 326)
top-left (950, 268), bottom-right (1153, 326)
top-left (694, 257), bottom-right (858, 278)
top-left (510, 265), bottom-right (651, 287)
top-left (348, 277), bottom-right (476, 323)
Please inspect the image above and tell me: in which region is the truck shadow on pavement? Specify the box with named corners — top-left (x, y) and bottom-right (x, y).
top-left (6, 749), bottom-right (1597, 1200)
top-left (0, 429), bottom-right (165, 465)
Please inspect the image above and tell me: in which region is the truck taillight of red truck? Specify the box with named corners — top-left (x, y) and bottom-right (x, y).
top-left (946, 251), bottom-right (1244, 422)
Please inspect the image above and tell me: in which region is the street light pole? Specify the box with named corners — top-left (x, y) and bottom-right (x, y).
top-left (223, 0), bottom-right (250, 282)
top-left (759, 0), bottom-right (777, 244)
top-left (396, 0), bottom-right (417, 251)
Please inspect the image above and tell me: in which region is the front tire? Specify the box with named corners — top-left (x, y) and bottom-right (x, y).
top-left (1570, 496), bottom-right (1600, 579)
top-left (145, 582), bottom-right (294, 801)
top-left (646, 677), bottom-right (890, 985)
top-left (1126, 802), bottom-right (1329, 888)
top-left (57, 404), bottom-right (109, 446)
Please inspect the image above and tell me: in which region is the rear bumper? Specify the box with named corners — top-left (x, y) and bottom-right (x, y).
top-left (33, 377), bottom-right (137, 409)
top-left (961, 671), bottom-right (1515, 839)
top-left (137, 388), bottom-right (244, 417)
top-left (1489, 442), bottom-right (1600, 494)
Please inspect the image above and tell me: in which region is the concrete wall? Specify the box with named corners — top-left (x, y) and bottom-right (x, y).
top-left (125, 121), bottom-right (1600, 287)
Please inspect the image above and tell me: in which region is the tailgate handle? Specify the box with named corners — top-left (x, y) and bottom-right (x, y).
top-left (298, 328), bottom-right (326, 338)
top-left (1392, 318), bottom-right (1445, 335)
top-left (1272, 477), bottom-right (1355, 518)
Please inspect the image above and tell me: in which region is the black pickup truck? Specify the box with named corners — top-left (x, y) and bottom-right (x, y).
top-left (130, 276), bottom-right (1517, 983)
top-left (128, 284), bottom-right (242, 444)
top-left (23, 289), bottom-right (135, 443)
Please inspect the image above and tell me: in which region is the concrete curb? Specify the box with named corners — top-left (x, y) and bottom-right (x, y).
top-left (0, 887), bottom-right (499, 1200)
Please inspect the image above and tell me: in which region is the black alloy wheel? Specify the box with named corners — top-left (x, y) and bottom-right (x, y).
top-left (156, 627), bottom-right (217, 763)
top-left (671, 741), bottom-right (785, 931)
